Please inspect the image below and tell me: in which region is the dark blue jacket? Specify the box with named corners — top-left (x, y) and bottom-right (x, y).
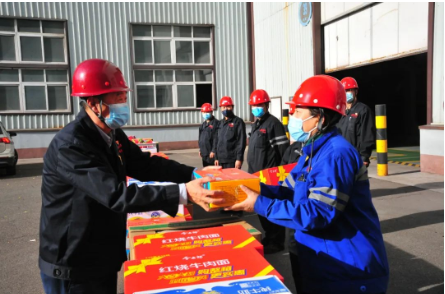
top-left (255, 128), bottom-right (389, 294)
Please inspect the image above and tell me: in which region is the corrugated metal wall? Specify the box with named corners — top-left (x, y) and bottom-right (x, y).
top-left (0, 2), bottom-right (250, 130)
top-left (253, 3), bottom-right (314, 105)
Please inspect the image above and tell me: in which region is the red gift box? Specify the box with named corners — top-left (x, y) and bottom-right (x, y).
top-left (124, 248), bottom-right (283, 294)
top-left (133, 225), bottom-right (263, 260)
top-left (253, 163), bottom-right (297, 186)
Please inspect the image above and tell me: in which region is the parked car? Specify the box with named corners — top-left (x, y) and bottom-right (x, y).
top-left (0, 122), bottom-right (18, 175)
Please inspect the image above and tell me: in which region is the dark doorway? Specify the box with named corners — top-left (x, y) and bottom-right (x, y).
top-left (328, 53), bottom-right (427, 147)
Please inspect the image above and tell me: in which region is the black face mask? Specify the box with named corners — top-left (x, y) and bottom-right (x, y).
top-left (222, 110), bottom-right (234, 117)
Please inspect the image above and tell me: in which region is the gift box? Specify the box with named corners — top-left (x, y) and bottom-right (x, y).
top-left (124, 248), bottom-right (283, 294)
top-left (253, 163), bottom-right (297, 186)
top-left (133, 225), bottom-right (264, 260)
top-left (137, 275), bottom-right (291, 294)
top-left (127, 205), bottom-right (186, 228)
top-left (193, 168), bottom-right (260, 208)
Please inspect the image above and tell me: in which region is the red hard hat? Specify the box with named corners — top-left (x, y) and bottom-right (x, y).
top-left (219, 96), bottom-right (234, 107)
top-left (71, 59), bottom-right (131, 97)
top-left (249, 89), bottom-right (271, 105)
top-left (201, 103), bottom-right (213, 112)
top-left (341, 77), bottom-right (358, 90)
top-left (292, 75), bottom-right (346, 116)
top-left (285, 101), bottom-right (296, 115)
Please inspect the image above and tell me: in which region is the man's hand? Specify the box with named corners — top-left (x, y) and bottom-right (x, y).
top-left (209, 152), bottom-right (215, 159)
top-left (185, 177), bottom-right (224, 212)
top-left (214, 160), bottom-right (219, 166)
top-left (224, 185), bottom-right (258, 213)
top-left (235, 160), bottom-right (242, 169)
top-left (202, 165), bottom-right (222, 172)
top-left (364, 161), bottom-right (369, 167)
top-left (199, 151), bottom-right (202, 157)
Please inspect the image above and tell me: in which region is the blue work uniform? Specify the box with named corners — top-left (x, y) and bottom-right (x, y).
top-left (254, 127), bottom-right (389, 294)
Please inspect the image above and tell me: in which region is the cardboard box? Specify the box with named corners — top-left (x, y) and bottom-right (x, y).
top-left (222, 221), bottom-right (262, 243)
top-left (128, 217), bottom-right (245, 260)
top-left (133, 225), bottom-right (264, 260)
top-left (136, 275), bottom-right (291, 294)
top-left (253, 163), bottom-right (297, 186)
top-left (124, 248), bottom-right (283, 294)
top-left (194, 168), bottom-right (260, 208)
top-left (127, 206), bottom-right (186, 228)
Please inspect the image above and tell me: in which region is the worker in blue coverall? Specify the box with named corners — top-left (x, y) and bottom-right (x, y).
top-left (226, 75), bottom-right (389, 294)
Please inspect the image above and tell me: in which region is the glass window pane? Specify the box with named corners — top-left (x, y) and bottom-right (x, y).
top-left (134, 40), bottom-right (152, 63)
top-left (0, 86), bottom-right (20, 111)
top-left (44, 38), bottom-right (65, 62)
top-left (155, 70), bottom-right (173, 82)
top-left (42, 21), bottom-right (64, 34)
top-left (18, 19), bottom-right (40, 33)
top-left (194, 42), bottom-right (210, 64)
top-left (0, 36), bottom-right (16, 61)
top-left (177, 85), bottom-right (194, 107)
top-left (176, 70), bottom-right (193, 82)
top-left (194, 27), bottom-right (211, 38)
top-left (174, 26), bottom-right (191, 37)
top-left (0, 69), bottom-right (19, 82)
top-left (25, 86), bottom-right (46, 110)
top-left (196, 84), bottom-right (213, 107)
top-left (46, 70), bottom-right (68, 82)
top-left (195, 69), bottom-right (212, 82)
top-left (48, 86), bottom-right (67, 110)
top-left (156, 85), bottom-right (173, 108)
top-left (175, 41), bottom-right (192, 63)
top-left (153, 25), bottom-right (171, 37)
top-left (154, 41), bottom-right (171, 64)
top-left (133, 25), bottom-right (151, 37)
top-left (22, 69), bottom-right (44, 82)
top-left (134, 70), bottom-right (153, 82)
top-left (21, 36), bottom-right (43, 61)
top-left (137, 85), bottom-right (154, 108)
top-left (0, 18), bottom-right (14, 32)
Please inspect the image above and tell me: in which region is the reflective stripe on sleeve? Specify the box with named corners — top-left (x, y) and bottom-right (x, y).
top-left (309, 187), bottom-right (350, 203)
top-left (308, 192), bottom-right (346, 212)
top-left (269, 135), bottom-right (288, 144)
top-left (283, 173), bottom-right (296, 188)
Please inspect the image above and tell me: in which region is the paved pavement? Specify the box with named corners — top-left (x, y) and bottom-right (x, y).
top-left (0, 149), bottom-right (443, 293)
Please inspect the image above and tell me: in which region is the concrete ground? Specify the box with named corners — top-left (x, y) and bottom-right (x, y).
top-left (0, 149), bottom-right (443, 293)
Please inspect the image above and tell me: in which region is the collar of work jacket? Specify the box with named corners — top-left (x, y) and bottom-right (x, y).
top-left (301, 127), bottom-right (339, 158)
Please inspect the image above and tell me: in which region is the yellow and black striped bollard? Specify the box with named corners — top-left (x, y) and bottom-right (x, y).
top-left (282, 109), bottom-right (289, 139)
top-left (375, 104), bottom-right (388, 176)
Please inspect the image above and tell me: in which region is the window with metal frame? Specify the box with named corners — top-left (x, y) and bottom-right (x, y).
top-left (0, 18), bottom-right (70, 113)
top-left (131, 24), bottom-right (214, 111)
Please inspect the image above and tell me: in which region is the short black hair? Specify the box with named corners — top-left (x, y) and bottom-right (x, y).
top-left (308, 107), bottom-right (342, 132)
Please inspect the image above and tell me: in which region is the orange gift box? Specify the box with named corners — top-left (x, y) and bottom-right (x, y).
top-left (133, 225), bottom-right (263, 260)
top-left (193, 168), bottom-right (260, 208)
top-left (253, 163), bottom-right (297, 186)
top-left (124, 248), bottom-right (283, 294)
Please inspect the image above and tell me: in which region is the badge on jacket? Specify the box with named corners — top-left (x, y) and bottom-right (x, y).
top-left (229, 123), bottom-right (234, 127)
top-left (351, 113), bottom-right (358, 118)
top-left (209, 125), bottom-right (213, 129)
top-left (259, 128), bottom-right (266, 134)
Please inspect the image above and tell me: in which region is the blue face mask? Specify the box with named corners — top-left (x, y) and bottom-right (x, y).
top-left (103, 102), bottom-right (130, 129)
top-left (288, 115), bottom-right (317, 142)
top-left (222, 109), bottom-right (234, 117)
top-left (252, 107), bottom-right (265, 117)
top-left (202, 113), bottom-right (212, 120)
top-left (346, 92), bottom-right (354, 103)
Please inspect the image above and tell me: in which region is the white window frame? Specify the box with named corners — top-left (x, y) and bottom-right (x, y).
top-left (0, 68), bottom-right (70, 113)
top-left (131, 24), bottom-right (214, 111)
top-left (0, 18), bottom-right (70, 114)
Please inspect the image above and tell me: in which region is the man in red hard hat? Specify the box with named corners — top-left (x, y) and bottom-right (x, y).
top-left (247, 89), bottom-right (289, 254)
top-left (198, 103), bottom-right (219, 167)
top-left (336, 77), bottom-right (375, 167)
top-left (225, 75), bottom-right (389, 294)
top-left (213, 96), bottom-right (246, 169)
top-left (39, 59), bottom-right (224, 294)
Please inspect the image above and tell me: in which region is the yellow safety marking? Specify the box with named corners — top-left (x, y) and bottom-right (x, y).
top-left (233, 236), bottom-right (256, 249)
top-left (377, 164), bottom-right (388, 176)
top-left (255, 265), bottom-right (275, 277)
top-left (376, 116), bottom-right (387, 129)
top-left (376, 140), bottom-right (388, 153)
top-left (282, 117), bottom-right (288, 125)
